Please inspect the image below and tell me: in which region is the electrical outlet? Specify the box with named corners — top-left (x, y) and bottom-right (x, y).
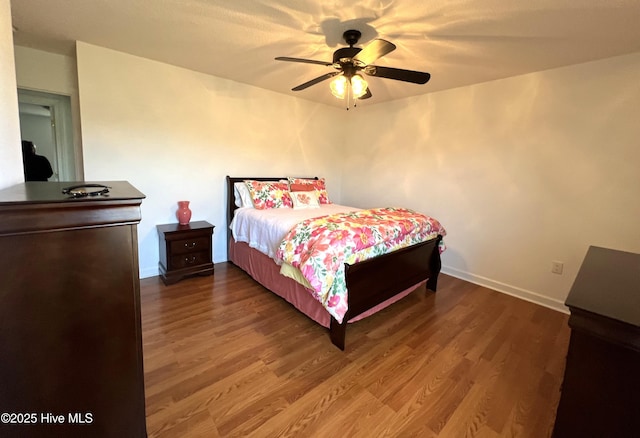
top-left (551, 261), bottom-right (564, 275)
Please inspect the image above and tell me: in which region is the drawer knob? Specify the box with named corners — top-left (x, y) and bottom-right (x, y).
top-left (184, 256), bottom-right (197, 264)
top-left (184, 242), bottom-right (197, 249)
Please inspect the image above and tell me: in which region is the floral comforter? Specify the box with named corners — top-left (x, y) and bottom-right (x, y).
top-left (275, 207), bottom-right (446, 324)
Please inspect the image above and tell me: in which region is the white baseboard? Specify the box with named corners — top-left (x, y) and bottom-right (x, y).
top-left (440, 266), bottom-right (569, 314)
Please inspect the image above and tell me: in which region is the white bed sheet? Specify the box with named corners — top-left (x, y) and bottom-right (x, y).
top-left (230, 204), bottom-right (360, 261)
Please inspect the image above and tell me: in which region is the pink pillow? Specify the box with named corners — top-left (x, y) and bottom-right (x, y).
top-left (244, 180), bottom-right (293, 209)
top-left (287, 177), bottom-right (330, 204)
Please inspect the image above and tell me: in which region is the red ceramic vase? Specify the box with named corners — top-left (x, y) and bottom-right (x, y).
top-left (176, 201), bottom-right (192, 225)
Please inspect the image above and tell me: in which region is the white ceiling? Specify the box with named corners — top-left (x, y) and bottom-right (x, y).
top-left (10, 0), bottom-right (640, 108)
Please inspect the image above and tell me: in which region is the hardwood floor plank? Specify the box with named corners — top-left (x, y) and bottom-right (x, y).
top-left (141, 262), bottom-right (569, 437)
top-left (432, 380), bottom-right (493, 437)
top-left (319, 384), bottom-right (400, 437)
top-left (154, 408), bottom-right (221, 438)
top-left (381, 343), bottom-right (459, 413)
top-left (246, 378), bottom-right (362, 437)
top-left (390, 358), bottom-right (476, 436)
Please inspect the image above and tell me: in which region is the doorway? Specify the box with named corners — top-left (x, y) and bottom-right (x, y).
top-left (18, 89), bottom-right (78, 181)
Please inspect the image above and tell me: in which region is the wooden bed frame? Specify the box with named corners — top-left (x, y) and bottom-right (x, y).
top-left (226, 176), bottom-right (443, 350)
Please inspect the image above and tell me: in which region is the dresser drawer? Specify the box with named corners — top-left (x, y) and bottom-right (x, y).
top-left (169, 236), bottom-right (210, 255)
top-left (170, 251), bottom-right (210, 269)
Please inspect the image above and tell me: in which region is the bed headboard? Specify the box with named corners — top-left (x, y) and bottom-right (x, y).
top-left (225, 176), bottom-right (318, 248)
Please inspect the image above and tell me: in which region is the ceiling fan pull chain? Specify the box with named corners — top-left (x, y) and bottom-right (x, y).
top-left (346, 81), bottom-right (351, 110)
top-left (353, 82), bottom-right (357, 109)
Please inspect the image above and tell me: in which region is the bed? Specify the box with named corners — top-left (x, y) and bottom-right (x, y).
top-left (226, 176), bottom-right (445, 350)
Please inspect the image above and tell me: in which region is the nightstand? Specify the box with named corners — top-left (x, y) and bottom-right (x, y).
top-left (157, 220), bottom-right (215, 285)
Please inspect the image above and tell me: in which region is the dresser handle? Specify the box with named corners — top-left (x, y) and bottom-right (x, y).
top-left (184, 256), bottom-right (197, 264)
top-left (184, 242), bottom-right (197, 249)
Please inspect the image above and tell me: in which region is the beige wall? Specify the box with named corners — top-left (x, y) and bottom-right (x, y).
top-left (0, 0), bottom-right (22, 188)
top-left (342, 52), bottom-right (640, 311)
top-left (76, 42), bottom-right (346, 277)
top-left (14, 45), bottom-right (77, 93)
top-left (8, 34), bottom-right (640, 311)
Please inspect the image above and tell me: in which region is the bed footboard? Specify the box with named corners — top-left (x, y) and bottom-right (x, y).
top-left (330, 235), bottom-right (442, 350)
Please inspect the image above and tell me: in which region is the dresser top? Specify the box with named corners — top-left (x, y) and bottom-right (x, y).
top-left (0, 181), bottom-right (145, 235)
top-left (0, 181), bottom-right (145, 204)
top-left (566, 246), bottom-right (640, 327)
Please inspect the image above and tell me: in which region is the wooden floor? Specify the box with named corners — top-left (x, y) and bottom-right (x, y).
top-left (141, 262), bottom-right (570, 438)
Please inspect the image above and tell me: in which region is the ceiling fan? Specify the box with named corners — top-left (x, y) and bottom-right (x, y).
top-left (275, 29), bottom-right (431, 105)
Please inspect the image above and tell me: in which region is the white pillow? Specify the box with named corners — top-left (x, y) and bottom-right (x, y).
top-left (290, 191), bottom-right (321, 209)
top-left (234, 182), bottom-right (254, 208)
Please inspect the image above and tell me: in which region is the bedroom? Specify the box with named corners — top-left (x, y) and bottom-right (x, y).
top-left (1, 0), bottom-right (640, 436)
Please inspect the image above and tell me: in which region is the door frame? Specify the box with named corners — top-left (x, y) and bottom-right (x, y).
top-left (17, 88), bottom-right (79, 181)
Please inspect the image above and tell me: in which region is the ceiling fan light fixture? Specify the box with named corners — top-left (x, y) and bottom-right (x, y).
top-left (330, 75), bottom-right (348, 99)
top-left (330, 74), bottom-right (368, 100)
top-left (351, 74), bottom-right (368, 99)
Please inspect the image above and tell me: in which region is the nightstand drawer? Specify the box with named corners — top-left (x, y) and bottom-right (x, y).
top-left (170, 237), bottom-right (210, 255)
top-left (170, 251), bottom-right (210, 269)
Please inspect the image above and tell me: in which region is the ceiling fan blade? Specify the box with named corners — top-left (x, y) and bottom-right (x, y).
top-left (358, 88), bottom-right (373, 100)
top-left (291, 72), bottom-right (341, 91)
top-left (275, 57), bottom-right (332, 67)
top-left (364, 65), bottom-right (431, 84)
top-left (353, 39), bottom-right (396, 65)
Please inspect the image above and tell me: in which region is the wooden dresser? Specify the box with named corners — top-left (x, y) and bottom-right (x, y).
top-left (0, 181), bottom-right (147, 437)
top-left (553, 246), bottom-right (640, 438)
top-left (157, 220), bottom-right (214, 285)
